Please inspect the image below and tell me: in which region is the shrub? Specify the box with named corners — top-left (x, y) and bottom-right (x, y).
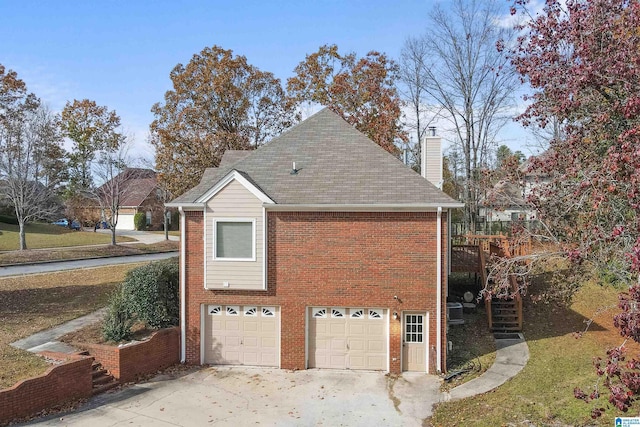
top-left (102, 288), bottom-right (134, 342)
top-left (133, 212), bottom-right (146, 231)
top-left (121, 258), bottom-right (179, 328)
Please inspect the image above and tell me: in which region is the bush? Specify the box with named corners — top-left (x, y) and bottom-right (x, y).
top-left (121, 258), bottom-right (179, 328)
top-left (102, 288), bottom-right (134, 342)
top-left (133, 212), bottom-right (146, 231)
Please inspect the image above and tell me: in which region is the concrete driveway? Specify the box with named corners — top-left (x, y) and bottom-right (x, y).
top-left (26, 367), bottom-right (443, 426)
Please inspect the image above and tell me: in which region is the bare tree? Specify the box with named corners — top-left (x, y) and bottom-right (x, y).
top-left (0, 103), bottom-right (65, 250)
top-left (402, 0), bottom-right (520, 232)
top-left (92, 143), bottom-right (138, 246)
top-left (399, 36), bottom-right (441, 170)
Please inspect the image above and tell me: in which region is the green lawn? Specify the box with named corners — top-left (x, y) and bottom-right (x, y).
top-left (430, 280), bottom-right (636, 426)
top-left (0, 222), bottom-right (132, 251)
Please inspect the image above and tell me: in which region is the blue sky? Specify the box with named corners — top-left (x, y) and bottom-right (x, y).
top-left (1, 0), bottom-right (533, 161)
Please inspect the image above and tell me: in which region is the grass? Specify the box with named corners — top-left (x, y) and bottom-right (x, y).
top-left (0, 264), bottom-right (145, 389)
top-left (429, 280), bottom-right (638, 426)
top-left (0, 240), bottom-right (178, 266)
top-left (0, 222), bottom-right (134, 251)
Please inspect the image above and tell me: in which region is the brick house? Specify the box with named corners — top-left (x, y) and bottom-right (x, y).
top-left (167, 109), bottom-right (462, 374)
top-left (84, 168), bottom-right (168, 230)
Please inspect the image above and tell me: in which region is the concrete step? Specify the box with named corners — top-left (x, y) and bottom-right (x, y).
top-left (92, 380), bottom-right (119, 395)
top-left (92, 373), bottom-right (115, 386)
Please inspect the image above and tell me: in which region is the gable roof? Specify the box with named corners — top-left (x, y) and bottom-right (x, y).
top-left (219, 150), bottom-right (252, 166)
top-left (169, 109), bottom-right (461, 208)
top-left (480, 180), bottom-right (526, 208)
top-left (99, 168), bottom-right (158, 208)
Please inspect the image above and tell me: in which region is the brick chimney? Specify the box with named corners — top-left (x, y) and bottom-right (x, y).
top-left (421, 127), bottom-right (443, 189)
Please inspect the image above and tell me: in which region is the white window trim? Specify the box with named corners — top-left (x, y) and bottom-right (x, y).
top-left (213, 217), bottom-right (256, 262)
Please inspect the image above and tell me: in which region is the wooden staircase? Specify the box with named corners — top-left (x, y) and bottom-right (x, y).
top-left (482, 243), bottom-right (523, 333)
top-left (91, 360), bottom-right (118, 395)
top-left (489, 297), bottom-right (523, 332)
top-left (451, 234), bottom-right (526, 333)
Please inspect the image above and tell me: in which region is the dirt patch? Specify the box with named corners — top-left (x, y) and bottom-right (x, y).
top-left (386, 375), bottom-right (402, 414)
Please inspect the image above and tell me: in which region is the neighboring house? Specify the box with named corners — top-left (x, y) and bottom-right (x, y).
top-left (479, 180), bottom-right (532, 223)
top-left (479, 155), bottom-right (550, 226)
top-left (88, 168), bottom-right (167, 230)
top-left (167, 109), bottom-right (462, 375)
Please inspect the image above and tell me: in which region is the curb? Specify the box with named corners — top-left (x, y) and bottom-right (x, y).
top-left (0, 250), bottom-right (179, 269)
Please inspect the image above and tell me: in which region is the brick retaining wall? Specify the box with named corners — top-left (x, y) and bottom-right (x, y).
top-left (0, 327), bottom-right (180, 425)
top-left (0, 352), bottom-right (93, 425)
top-left (82, 327), bottom-right (180, 383)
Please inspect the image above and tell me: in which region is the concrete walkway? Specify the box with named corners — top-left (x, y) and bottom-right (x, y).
top-left (94, 229), bottom-right (179, 245)
top-left (444, 334), bottom-right (529, 401)
top-left (11, 308), bottom-right (107, 354)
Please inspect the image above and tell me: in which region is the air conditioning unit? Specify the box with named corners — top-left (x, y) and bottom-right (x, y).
top-left (447, 302), bottom-right (464, 325)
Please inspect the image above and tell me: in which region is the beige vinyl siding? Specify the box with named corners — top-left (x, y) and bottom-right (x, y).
top-left (206, 179), bottom-right (264, 290)
top-left (423, 140), bottom-right (442, 187)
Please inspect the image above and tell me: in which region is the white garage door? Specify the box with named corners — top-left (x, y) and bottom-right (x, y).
top-left (308, 307), bottom-right (387, 371)
top-left (204, 305), bottom-right (279, 367)
top-left (115, 214), bottom-right (135, 230)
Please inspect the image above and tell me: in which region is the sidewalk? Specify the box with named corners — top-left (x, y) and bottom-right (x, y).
top-left (94, 229), bottom-right (179, 245)
top-left (444, 334), bottom-right (529, 401)
top-left (11, 308), bottom-right (107, 354)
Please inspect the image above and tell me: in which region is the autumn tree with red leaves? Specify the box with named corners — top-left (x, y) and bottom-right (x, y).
top-left (510, 0), bottom-right (640, 417)
top-left (288, 44), bottom-right (407, 155)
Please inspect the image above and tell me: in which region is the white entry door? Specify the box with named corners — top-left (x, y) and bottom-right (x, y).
top-left (402, 312), bottom-right (427, 372)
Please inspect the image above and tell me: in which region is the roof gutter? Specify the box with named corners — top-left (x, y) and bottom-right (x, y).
top-left (165, 202), bottom-right (205, 210)
top-left (264, 203), bottom-right (463, 212)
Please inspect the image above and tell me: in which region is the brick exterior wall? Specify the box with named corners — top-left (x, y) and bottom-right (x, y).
top-left (183, 210), bottom-right (448, 374)
top-left (82, 327), bottom-right (180, 383)
top-left (0, 352), bottom-right (93, 424)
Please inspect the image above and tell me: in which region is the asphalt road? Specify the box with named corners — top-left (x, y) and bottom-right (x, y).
top-left (0, 251), bottom-right (178, 278)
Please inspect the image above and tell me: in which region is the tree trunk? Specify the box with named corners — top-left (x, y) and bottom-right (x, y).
top-left (111, 227), bottom-right (117, 246)
top-left (18, 220), bottom-right (27, 250)
top-left (164, 209), bottom-right (169, 241)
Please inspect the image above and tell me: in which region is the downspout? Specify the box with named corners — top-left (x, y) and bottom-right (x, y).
top-left (436, 206), bottom-right (443, 373)
top-left (179, 206), bottom-right (186, 363)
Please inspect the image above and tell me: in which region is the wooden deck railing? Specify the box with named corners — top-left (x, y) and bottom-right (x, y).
top-left (452, 233), bottom-right (531, 259)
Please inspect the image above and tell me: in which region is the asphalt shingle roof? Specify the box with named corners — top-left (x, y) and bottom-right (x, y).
top-left (99, 168), bottom-right (158, 207)
top-left (170, 108), bottom-right (460, 207)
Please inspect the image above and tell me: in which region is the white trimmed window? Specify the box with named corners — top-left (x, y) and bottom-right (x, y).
top-left (213, 218), bottom-right (256, 261)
